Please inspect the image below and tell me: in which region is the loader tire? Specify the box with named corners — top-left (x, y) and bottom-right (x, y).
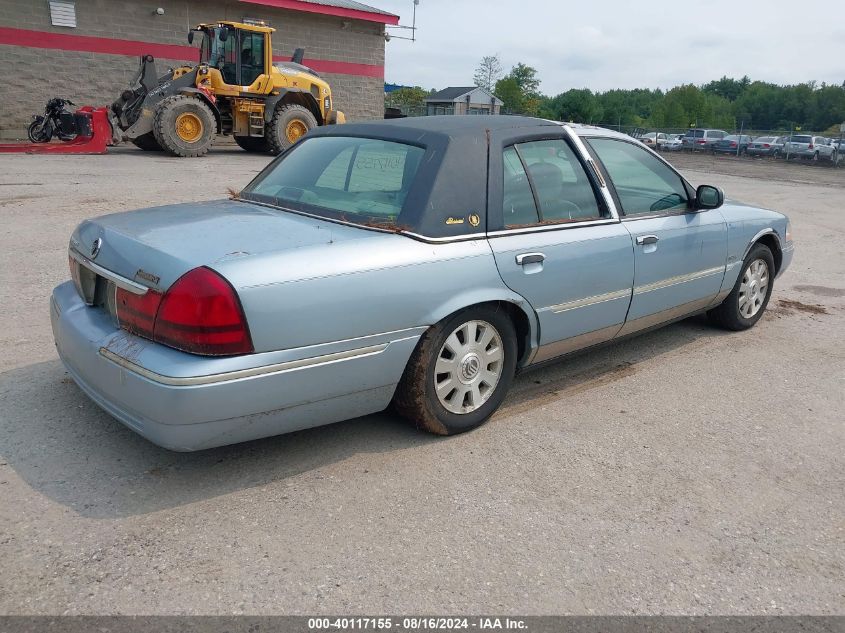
top-left (234, 135), bottom-right (271, 153)
top-left (153, 95), bottom-right (215, 158)
top-left (131, 132), bottom-right (163, 152)
top-left (267, 104), bottom-right (318, 155)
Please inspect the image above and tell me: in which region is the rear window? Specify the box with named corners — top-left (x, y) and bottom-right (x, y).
top-left (723, 135), bottom-right (739, 141)
top-left (688, 130), bottom-right (705, 138)
top-left (242, 136), bottom-right (424, 228)
top-left (756, 137), bottom-right (775, 143)
top-left (790, 135), bottom-right (812, 143)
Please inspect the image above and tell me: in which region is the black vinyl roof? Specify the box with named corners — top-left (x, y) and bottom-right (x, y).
top-left (318, 115), bottom-right (565, 141)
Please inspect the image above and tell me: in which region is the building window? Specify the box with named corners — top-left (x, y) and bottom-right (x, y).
top-left (49, 1), bottom-right (77, 27)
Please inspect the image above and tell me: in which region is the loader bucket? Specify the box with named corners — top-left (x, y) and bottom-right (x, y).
top-left (0, 107), bottom-right (111, 155)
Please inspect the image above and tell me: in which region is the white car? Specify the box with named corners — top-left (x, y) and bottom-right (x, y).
top-left (640, 132), bottom-right (668, 149)
top-left (663, 134), bottom-right (684, 151)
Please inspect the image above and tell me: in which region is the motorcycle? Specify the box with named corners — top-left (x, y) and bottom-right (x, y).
top-left (27, 98), bottom-right (78, 143)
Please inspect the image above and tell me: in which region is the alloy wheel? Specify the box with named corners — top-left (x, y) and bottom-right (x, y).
top-left (738, 258), bottom-right (769, 319)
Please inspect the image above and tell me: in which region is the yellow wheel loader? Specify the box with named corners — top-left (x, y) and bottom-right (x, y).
top-left (110, 21), bottom-right (345, 157)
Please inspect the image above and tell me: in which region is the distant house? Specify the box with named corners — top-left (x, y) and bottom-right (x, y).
top-left (425, 87), bottom-right (503, 116)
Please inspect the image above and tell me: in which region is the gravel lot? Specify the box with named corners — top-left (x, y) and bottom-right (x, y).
top-left (0, 146), bottom-right (843, 615)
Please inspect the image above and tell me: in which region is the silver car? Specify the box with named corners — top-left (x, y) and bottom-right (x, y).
top-left (783, 135), bottom-right (837, 161)
top-left (747, 136), bottom-right (785, 157)
top-left (682, 128), bottom-right (729, 151)
top-left (51, 117), bottom-right (794, 451)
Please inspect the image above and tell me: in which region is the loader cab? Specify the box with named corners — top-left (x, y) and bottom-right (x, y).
top-left (194, 23), bottom-right (272, 93)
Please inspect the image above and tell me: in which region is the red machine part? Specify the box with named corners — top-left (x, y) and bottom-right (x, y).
top-left (0, 106), bottom-right (111, 154)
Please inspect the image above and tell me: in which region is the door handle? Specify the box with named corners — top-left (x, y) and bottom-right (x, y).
top-left (636, 235), bottom-right (659, 245)
top-left (515, 252), bottom-right (545, 266)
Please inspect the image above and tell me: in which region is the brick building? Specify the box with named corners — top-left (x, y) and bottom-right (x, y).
top-left (0, 0), bottom-right (397, 138)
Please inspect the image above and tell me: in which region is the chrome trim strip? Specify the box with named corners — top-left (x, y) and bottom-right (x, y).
top-left (563, 126), bottom-right (621, 220)
top-left (486, 217), bottom-right (619, 238)
top-left (531, 323), bottom-right (622, 364)
top-left (545, 288), bottom-right (631, 314)
top-left (742, 228), bottom-right (782, 261)
top-left (396, 231), bottom-right (486, 244)
top-left (617, 296), bottom-right (714, 338)
top-left (634, 266), bottom-right (724, 295)
top-left (69, 248), bottom-right (149, 295)
top-left (99, 343), bottom-right (390, 386)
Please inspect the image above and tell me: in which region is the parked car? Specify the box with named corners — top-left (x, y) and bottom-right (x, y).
top-left (663, 134), bottom-right (684, 151)
top-left (712, 134), bottom-right (754, 155)
top-left (783, 135), bottom-right (837, 161)
top-left (51, 116), bottom-right (794, 451)
top-left (682, 128), bottom-right (729, 151)
top-left (747, 136), bottom-right (785, 157)
top-left (640, 132), bottom-right (668, 148)
top-left (832, 139), bottom-right (843, 164)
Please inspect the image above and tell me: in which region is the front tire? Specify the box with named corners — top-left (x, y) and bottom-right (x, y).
top-left (267, 104), bottom-right (318, 155)
top-left (708, 244), bottom-right (775, 331)
top-left (393, 306), bottom-right (518, 435)
top-left (27, 119), bottom-right (51, 143)
top-left (153, 95), bottom-right (215, 158)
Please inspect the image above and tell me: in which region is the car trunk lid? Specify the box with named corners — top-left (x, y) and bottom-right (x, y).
top-left (70, 199), bottom-right (380, 292)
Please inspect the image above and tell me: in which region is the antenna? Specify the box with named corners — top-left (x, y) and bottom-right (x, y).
top-left (385, 0), bottom-right (419, 42)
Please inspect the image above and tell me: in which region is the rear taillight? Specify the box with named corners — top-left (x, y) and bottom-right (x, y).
top-left (152, 267), bottom-right (253, 356)
top-left (116, 286), bottom-right (163, 339)
top-left (763, 144), bottom-right (770, 148)
top-left (808, 144), bottom-right (814, 150)
top-left (697, 140), bottom-right (706, 144)
top-left (730, 142), bottom-right (737, 147)
top-left (115, 267), bottom-right (253, 356)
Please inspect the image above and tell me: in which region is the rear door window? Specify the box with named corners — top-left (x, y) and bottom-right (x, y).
top-left (502, 139), bottom-right (603, 227)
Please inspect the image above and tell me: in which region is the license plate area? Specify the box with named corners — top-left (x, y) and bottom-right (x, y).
top-left (70, 258), bottom-right (97, 305)
top-left (70, 259), bottom-right (120, 327)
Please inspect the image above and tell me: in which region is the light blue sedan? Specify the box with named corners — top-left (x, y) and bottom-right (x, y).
top-left (51, 116), bottom-right (794, 450)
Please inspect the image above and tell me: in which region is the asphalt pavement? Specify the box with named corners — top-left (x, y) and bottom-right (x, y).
top-left (0, 147), bottom-right (842, 615)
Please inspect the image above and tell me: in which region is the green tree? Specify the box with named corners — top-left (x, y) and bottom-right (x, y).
top-left (385, 86), bottom-right (429, 109)
top-left (495, 63), bottom-right (541, 114)
top-left (494, 77), bottom-right (523, 113)
top-left (473, 54), bottom-right (503, 92)
top-left (509, 63), bottom-right (540, 94)
top-left (543, 89), bottom-right (603, 123)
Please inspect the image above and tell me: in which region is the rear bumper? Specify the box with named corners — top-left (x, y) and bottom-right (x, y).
top-left (51, 281), bottom-right (421, 451)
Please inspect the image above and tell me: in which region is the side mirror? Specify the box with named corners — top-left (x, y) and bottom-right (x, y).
top-left (188, 30), bottom-right (194, 44)
top-left (696, 184), bottom-right (724, 210)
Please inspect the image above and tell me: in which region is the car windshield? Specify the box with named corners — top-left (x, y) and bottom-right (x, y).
top-left (241, 136), bottom-right (425, 228)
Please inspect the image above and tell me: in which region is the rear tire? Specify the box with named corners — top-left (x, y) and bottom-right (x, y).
top-left (153, 95), bottom-right (215, 158)
top-left (131, 132), bottom-right (162, 151)
top-left (234, 135), bottom-right (271, 153)
top-left (708, 243), bottom-right (775, 331)
top-left (393, 306), bottom-right (517, 436)
top-left (267, 104), bottom-right (318, 155)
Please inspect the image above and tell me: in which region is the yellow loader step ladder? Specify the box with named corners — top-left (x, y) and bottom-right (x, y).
top-left (236, 100), bottom-right (266, 137)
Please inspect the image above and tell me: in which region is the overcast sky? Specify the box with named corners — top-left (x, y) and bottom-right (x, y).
top-left (379, 0), bottom-right (844, 94)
